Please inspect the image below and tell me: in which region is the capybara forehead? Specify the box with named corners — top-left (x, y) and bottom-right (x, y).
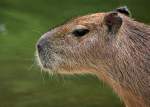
top-left (54, 13), bottom-right (105, 36)
top-left (73, 13), bottom-right (105, 25)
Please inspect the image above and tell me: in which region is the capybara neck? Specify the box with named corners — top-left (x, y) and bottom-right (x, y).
top-left (98, 17), bottom-right (150, 107)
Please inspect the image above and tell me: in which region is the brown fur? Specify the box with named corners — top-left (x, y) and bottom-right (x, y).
top-left (36, 11), bottom-right (150, 107)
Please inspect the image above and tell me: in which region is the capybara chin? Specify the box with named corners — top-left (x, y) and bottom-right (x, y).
top-left (36, 6), bottom-right (150, 107)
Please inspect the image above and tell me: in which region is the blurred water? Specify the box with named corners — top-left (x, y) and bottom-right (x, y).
top-left (0, 24), bottom-right (6, 32)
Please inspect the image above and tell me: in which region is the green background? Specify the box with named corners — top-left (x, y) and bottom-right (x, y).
top-left (0, 0), bottom-right (149, 107)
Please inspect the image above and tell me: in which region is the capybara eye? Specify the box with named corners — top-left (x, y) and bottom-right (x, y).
top-left (72, 28), bottom-right (89, 37)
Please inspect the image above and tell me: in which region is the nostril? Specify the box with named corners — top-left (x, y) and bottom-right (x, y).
top-left (37, 43), bottom-right (43, 53)
top-left (37, 39), bottom-right (45, 53)
top-left (37, 38), bottom-right (49, 53)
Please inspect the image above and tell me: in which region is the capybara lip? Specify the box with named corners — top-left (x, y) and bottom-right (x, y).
top-left (36, 46), bottom-right (60, 71)
top-left (36, 52), bottom-right (53, 69)
top-left (36, 37), bottom-right (55, 69)
top-left (36, 56), bottom-right (54, 70)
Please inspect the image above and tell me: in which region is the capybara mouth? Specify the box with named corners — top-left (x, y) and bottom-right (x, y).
top-left (36, 41), bottom-right (63, 71)
top-left (36, 38), bottom-right (56, 70)
top-left (36, 50), bottom-right (52, 69)
top-left (36, 51), bottom-right (60, 72)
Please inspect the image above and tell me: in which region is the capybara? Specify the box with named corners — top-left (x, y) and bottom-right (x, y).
top-left (36, 7), bottom-right (150, 107)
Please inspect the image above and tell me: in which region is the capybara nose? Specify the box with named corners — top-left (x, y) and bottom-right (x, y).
top-left (37, 38), bottom-right (48, 53)
top-left (37, 43), bottom-right (42, 53)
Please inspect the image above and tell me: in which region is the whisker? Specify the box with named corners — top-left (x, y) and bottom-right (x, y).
top-left (40, 67), bottom-right (46, 84)
top-left (27, 58), bottom-right (36, 71)
top-left (48, 69), bottom-right (54, 80)
top-left (60, 73), bottom-right (66, 86)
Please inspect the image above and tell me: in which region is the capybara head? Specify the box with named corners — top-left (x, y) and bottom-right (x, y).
top-left (36, 6), bottom-right (150, 107)
top-left (36, 7), bottom-right (130, 74)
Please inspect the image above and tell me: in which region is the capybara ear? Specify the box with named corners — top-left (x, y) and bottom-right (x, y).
top-left (114, 6), bottom-right (131, 16)
top-left (104, 12), bottom-right (122, 34)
